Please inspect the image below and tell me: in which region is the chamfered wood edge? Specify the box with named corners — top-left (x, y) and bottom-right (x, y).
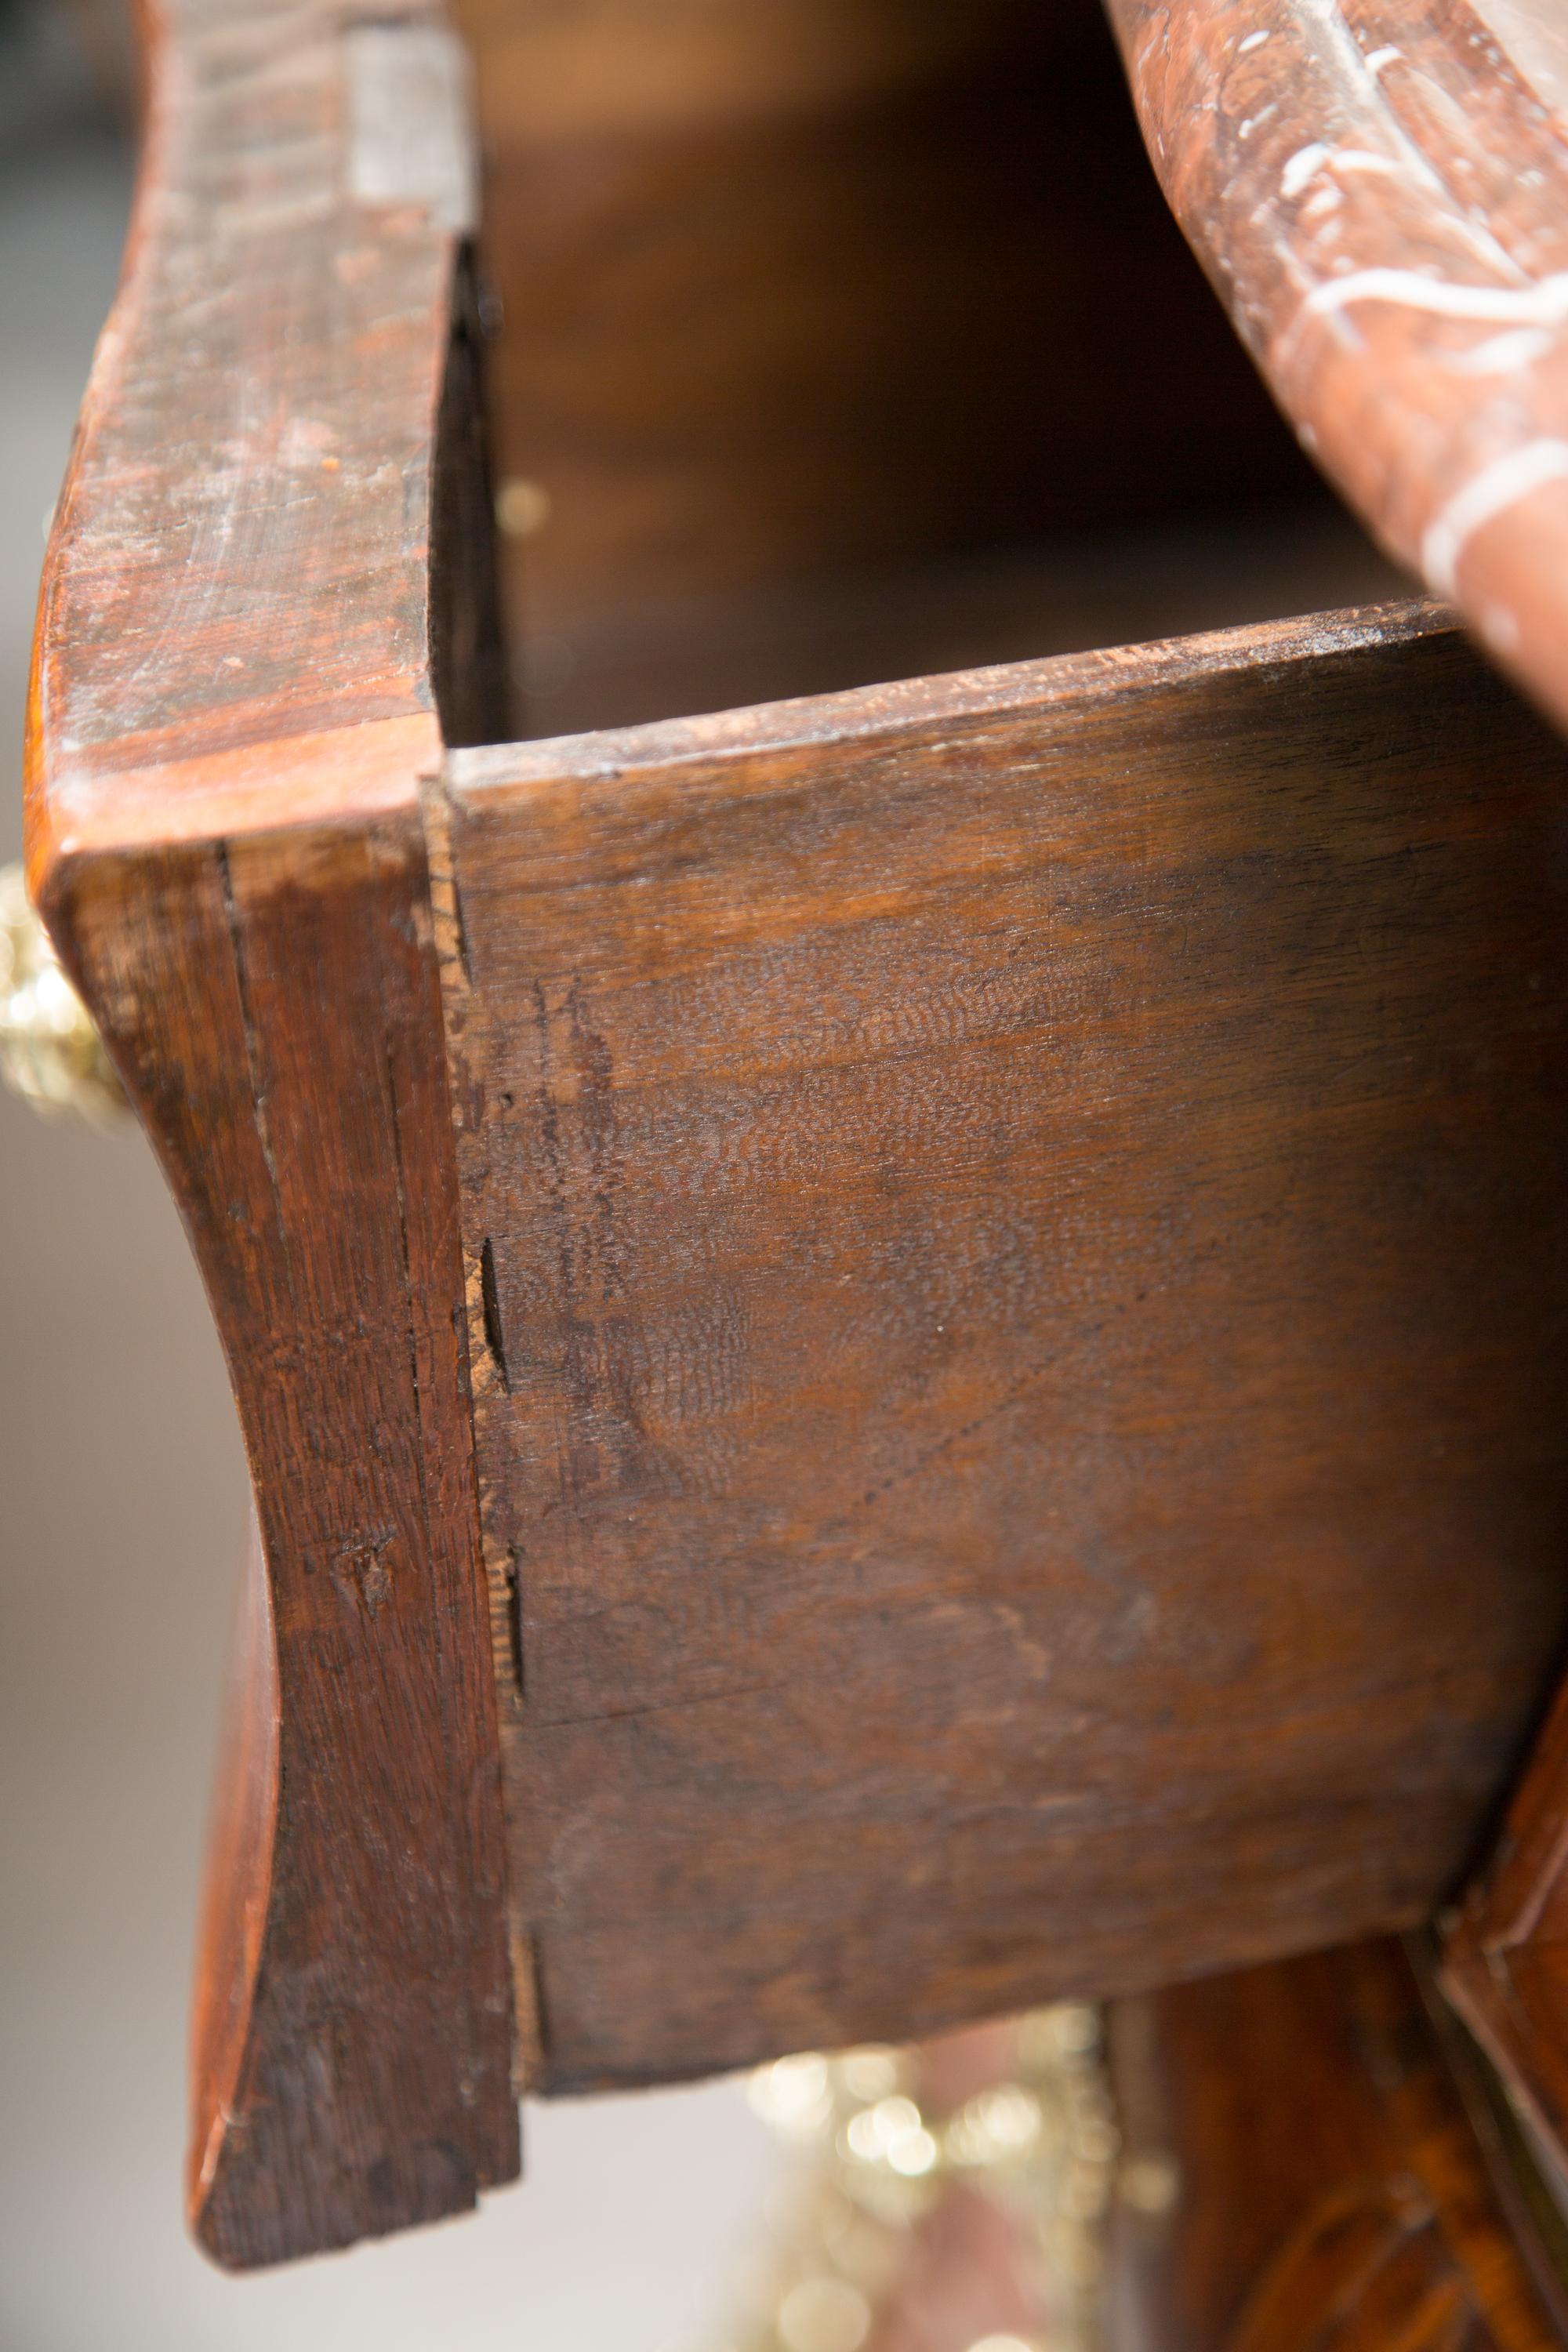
top-left (446, 591), bottom-right (1454, 800)
top-left (1104, 0), bottom-right (1568, 742)
top-left (24, 0), bottom-right (520, 2269)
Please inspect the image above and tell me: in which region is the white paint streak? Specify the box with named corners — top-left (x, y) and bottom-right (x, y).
top-left (1443, 325), bottom-right (1554, 373)
top-left (1239, 27), bottom-right (1271, 50)
top-left (1294, 0), bottom-right (1523, 281)
top-left (1422, 438), bottom-right (1568, 595)
top-left (1364, 45), bottom-right (1401, 72)
top-left (1330, 149), bottom-right (1402, 174)
top-left (1302, 267), bottom-right (1568, 327)
top-left (1282, 142), bottom-right (1331, 197)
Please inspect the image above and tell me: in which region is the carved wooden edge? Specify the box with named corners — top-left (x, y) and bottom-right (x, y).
top-left (25, 0), bottom-right (517, 2268)
top-left (1109, 1936), bottom-right (1568, 2350)
top-left (1442, 1671), bottom-right (1568, 2215)
top-left (1104, 0), bottom-right (1568, 739)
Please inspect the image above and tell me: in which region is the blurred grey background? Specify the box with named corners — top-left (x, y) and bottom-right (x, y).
top-left (0, 6), bottom-right (777, 2344)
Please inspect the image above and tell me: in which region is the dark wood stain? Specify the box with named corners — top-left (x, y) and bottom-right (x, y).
top-left (439, 602), bottom-right (1568, 2089)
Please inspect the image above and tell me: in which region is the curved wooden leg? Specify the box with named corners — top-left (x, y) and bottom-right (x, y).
top-left (41, 801), bottom-right (519, 2268)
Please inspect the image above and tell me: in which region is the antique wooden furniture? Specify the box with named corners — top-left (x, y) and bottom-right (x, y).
top-left (1109, 1938), bottom-right (1568, 2351)
top-left (24, 0), bottom-right (1568, 2316)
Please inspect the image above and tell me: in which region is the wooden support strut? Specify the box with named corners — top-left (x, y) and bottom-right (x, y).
top-left (25, 0), bottom-right (517, 2267)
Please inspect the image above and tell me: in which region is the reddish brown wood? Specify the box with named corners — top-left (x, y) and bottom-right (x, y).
top-left (1109, 1939), bottom-right (1567, 2350)
top-left (1106, 0), bottom-right (1568, 738)
top-left (437, 600), bottom-right (1568, 2092)
top-left (26, 0), bottom-right (517, 2269)
top-left (1444, 1682), bottom-right (1568, 2215)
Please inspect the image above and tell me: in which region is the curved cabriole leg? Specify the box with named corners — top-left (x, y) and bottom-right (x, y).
top-left (22, 0), bottom-right (516, 2265)
top-left (42, 809), bottom-right (518, 2268)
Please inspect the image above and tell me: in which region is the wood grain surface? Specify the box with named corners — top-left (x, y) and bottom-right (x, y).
top-left (1109, 1939), bottom-right (1568, 2350)
top-left (1106, 0), bottom-right (1568, 738)
top-left (438, 600), bottom-right (1568, 2092)
top-left (26, 0), bottom-right (517, 2267)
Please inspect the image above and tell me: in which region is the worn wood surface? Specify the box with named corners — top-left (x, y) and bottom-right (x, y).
top-left (438, 600), bottom-right (1568, 2092)
top-left (27, 0), bottom-right (517, 2267)
top-left (1109, 1939), bottom-right (1568, 2350)
top-left (1106, 0), bottom-right (1568, 738)
top-left (487, 508), bottom-right (1404, 748)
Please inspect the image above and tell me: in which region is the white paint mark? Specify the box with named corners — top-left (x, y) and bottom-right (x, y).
top-left (1365, 44), bottom-right (1401, 71)
top-left (1480, 601), bottom-right (1522, 654)
top-left (280, 416), bottom-right (337, 466)
top-left (1422, 438), bottom-right (1568, 596)
top-left (1301, 186), bottom-right (1343, 217)
top-left (347, 22), bottom-right (477, 234)
top-left (1297, 0), bottom-right (1523, 281)
top-left (1443, 325), bottom-right (1553, 373)
top-left (1302, 267), bottom-right (1568, 327)
top-left (1239, 27), bottom-right (1271, 50)
top-left (1282, 142), bottom-right (1331, 197)
top-left (1330, 149), bottom-right (1403, 174)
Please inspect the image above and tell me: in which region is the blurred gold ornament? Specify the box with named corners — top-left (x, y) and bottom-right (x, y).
top-left (0, 865), bottom-right (124, 1123)
top-left (730, 2006), bottom-right (1121, 2352)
